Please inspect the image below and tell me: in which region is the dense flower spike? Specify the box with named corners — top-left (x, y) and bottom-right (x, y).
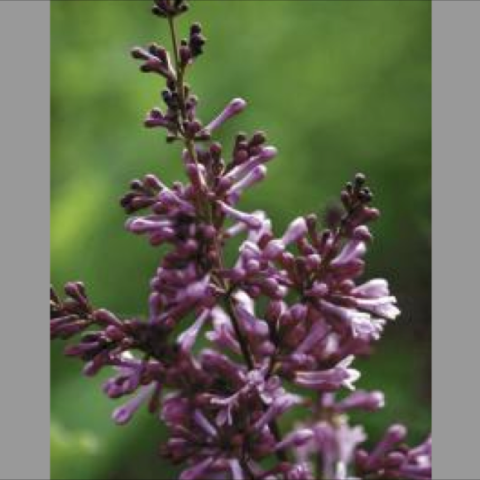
top-left (51, 1), bottom-right (431, 479)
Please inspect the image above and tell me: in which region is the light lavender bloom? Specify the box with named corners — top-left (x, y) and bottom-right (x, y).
top-left (294, 356), bottom-right (361, 392)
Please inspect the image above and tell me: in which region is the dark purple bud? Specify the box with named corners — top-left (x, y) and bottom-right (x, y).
top-left (365, 424), bottom-right (408, 470)
top-left (93, 309), bottom-right (123, 328)
top-left (180, 45), bottom-right (192, 66)
top-left (64, 281), bottom-right (89, 309)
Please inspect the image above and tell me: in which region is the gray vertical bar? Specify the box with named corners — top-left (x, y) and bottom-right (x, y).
top-left (0, 1), bottom-right (50, 479)
top-left (433, 1), bottom-right (480, 479)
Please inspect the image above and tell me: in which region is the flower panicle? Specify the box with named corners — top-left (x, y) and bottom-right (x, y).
top-left (50, 1), bottom-right (430, 479)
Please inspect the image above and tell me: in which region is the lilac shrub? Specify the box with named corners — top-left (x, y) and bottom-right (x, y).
top-left (51, 1), bottom-right (431, 479)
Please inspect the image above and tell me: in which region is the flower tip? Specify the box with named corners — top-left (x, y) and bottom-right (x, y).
top-left (205, 98), bottom-right (248, 133)
top-left (125, 217), bottom-right (135, 230)
top-left (339, 354), bottom-right (355, 368)
top-left (353, 225), bottom-right (372, 242)
top-left (112, 406), bottom-right (132, 425)
top-left (130, 46), bottom-right (144, 59)
top-left (293, 428), bottom-right (315, 445)
top-left (388, 424), bottom-right (408, 443)
top-left (389, 307), bottom-right (401, 321)
top-left (230, 97), bottom-right (247, 113)
top-left (261, 146), bottom-right (278, 160)
top-left (355, 172), bottom-right (367, 185)
top-left (345, 369), bottom-right (361, 390)
top-left (372, 391), bottom-right (386, 409)
top-left (282, 217), bottom-right (308, 245)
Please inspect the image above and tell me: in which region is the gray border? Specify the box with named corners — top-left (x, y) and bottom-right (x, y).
top-left (433, 1), bottom-right (480, 479)
top-left (0, 1), bottom-right (50, 479)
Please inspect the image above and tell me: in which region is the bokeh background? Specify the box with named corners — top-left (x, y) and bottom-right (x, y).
top-left (51, 1), bottom-right (431, 478)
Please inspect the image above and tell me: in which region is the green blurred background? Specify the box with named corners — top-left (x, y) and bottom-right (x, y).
top-left (51, 1), bottom-right (431, 478)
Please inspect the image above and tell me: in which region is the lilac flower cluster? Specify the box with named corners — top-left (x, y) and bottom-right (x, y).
top-left (51, 1), bottom-right (431, 479)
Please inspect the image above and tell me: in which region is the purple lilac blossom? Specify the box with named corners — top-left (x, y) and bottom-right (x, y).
top-left (51, 1), bottom-right (431, 479)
